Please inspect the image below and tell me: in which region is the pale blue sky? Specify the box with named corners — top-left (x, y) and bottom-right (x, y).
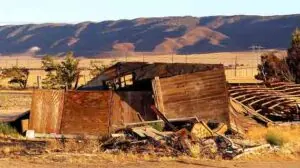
top-left (1, 0), bottom-right (299, 24)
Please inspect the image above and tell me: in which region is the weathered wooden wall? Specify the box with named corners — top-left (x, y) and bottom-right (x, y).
top-left (110, 91), bottom-right (156, 131)
top-left (29, 90), bottom-right (64, 133)
top-left (152, 68), bottom-right (229, 123)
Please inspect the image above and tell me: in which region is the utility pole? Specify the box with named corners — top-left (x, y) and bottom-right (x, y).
top-left (249, 45), bottom-right (264, 76)
top-left (249, 45), bottom-right (264, 65)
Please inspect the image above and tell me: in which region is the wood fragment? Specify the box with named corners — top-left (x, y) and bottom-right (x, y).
top-left (150, 105), bottom-right (177, 131)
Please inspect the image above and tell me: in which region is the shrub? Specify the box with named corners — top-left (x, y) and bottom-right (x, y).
top-left (265, 131), bottom-right (285, 146)
top-left (0, 66), bottom-right (29, 89)
top-left (0, 123), bottom-right (19, 136)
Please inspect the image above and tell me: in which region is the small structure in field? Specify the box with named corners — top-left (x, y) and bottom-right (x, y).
top-left (29, 62), bottom-right (229, 136)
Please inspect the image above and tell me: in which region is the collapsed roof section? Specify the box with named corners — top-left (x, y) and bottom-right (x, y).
top-left (81, 62), bottom-right (224, 91)
top-left (230, 83), bottom-right (300, 122)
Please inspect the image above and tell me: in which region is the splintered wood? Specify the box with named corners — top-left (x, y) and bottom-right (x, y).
top-left (229, 82), bottom-right (300, 122)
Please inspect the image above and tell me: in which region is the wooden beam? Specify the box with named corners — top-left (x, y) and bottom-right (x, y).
top-left (268, 100), bottom-right (296, 109)
top-left (277, 86), bottom-right (300, 92)
top-left (240, 95), bottom-right (270, 103)
top-left (231, 98), bottom-right (273, 125)
top-left (151, 77), bottom-right (165, 113)
top-left (248, 96), bottom-right (279, 106)
top-left (150, 105), bottom-right (177, 131)
top-left (261, 98), bottom-right (288, 107)
top-left (234, 92), bottom-right (270, 100)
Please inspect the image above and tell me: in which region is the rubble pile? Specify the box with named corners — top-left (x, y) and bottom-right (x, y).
top-left (100, 122), bottom-right (258, 159)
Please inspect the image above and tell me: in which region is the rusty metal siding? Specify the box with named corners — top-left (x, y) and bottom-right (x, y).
top-left (153, 68), bottom-right (229, 122)
top-left (60, 91), bottom-right (110, 135)
top-left (29, 90), bottom-right (156, 135)
top-left (29, 90), bottom-right (64, 133)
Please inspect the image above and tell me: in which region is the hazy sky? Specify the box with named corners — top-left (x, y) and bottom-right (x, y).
top-left (1, 0), bottom-right (300, 24)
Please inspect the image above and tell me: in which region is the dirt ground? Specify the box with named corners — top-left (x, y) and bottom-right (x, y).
top-left (0, 154), bottom-right (299, 168)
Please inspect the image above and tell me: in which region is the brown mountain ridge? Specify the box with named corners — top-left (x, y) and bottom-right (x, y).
top-left (0, 15), bottom-right (300, 56)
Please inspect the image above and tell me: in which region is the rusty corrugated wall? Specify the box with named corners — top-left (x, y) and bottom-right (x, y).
top-left (152, 68), bottom-right (229, 123)
top-left (29, 90), bottom-right (156, 135)
top-left (29, 90), bottom-right (64, 133)
top-left (60, 91), bottom-right (111, 135)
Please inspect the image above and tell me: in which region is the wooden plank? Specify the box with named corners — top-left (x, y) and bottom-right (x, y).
top-left (231, 98), bottom-right (273, 124)
top-left (261, 98), bottom-right (288, 107)
top-left (248, 96), bottom-right (281, 106)
top-left (268, 100), bottom-right (296, 109)
top-left (152, 77), bottom-right (165, 113)
top-left (240, 94), bottom-right (270, 103)
top-left (150, 105), bottom-right (177, 131)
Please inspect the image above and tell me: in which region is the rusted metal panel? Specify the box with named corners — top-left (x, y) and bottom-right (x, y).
top-left (110, 91), bottom-right (156, 131)
top-left (29, 90), bottom-right (64, 133)
top-left (60, 91), bottom-right (110, 135)
top-left (153, 68), bottom-right (229, 123)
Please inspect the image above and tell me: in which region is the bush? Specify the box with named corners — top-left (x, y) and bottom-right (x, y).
top-left (0, 123), bottom-right (19, 136)
top-left (265, 131), bottom-right (286, 146)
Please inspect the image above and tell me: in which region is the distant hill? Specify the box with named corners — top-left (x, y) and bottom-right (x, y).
top-left (0, 15), bottom-right (300, 56)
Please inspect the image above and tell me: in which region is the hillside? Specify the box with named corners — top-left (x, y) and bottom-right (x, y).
top-left (0, 15), bottom-right (300, 56)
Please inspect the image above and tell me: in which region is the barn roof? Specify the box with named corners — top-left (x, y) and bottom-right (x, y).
top-left (81, 62), bottom-right (224, 90)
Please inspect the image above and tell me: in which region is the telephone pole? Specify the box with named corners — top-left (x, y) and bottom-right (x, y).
top-left (249, 45), bottom-right (264, 65)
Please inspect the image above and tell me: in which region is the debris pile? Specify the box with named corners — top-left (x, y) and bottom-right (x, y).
top-left (101, 122), bottom-right (248, 159)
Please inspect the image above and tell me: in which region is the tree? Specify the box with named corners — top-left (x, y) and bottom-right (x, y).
top-left (255, 52), bottom-right (294, 83)
top-left (57, 52), bottom-right (80, 89)
top-left (1, 66), bottom-right (29, 89)
top-left (89, 60), bottom-right (106, 78)
top-left (287, 28), bottom-right (300, 83)
top-left (41, 52), bottom-right (80, 89)
top-left (42, 55), bottom-right (60, 89)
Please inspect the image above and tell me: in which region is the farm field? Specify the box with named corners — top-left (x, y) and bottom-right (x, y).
top-left (0, 50), bottom-right (283, 87)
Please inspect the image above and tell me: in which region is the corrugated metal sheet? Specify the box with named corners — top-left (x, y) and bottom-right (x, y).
top-left (152, 68), bottom-right (229, 123)
top-left (60, 91), bottom-right (110, 135)
top-left (29, 90), bottom-right (64, 133)
top-left (29, 90), bottom-right (155, 135)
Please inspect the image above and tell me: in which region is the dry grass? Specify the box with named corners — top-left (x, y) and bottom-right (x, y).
top-left (239, 125), bottom-right (300, 160)
top-left (0, 92), bottom-right (31, 111)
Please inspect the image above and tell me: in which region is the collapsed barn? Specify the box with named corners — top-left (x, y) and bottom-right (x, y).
top-left (230, 82), bottom-right (300, 122)
top-left (28, 62), bottom-right (230, 136)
